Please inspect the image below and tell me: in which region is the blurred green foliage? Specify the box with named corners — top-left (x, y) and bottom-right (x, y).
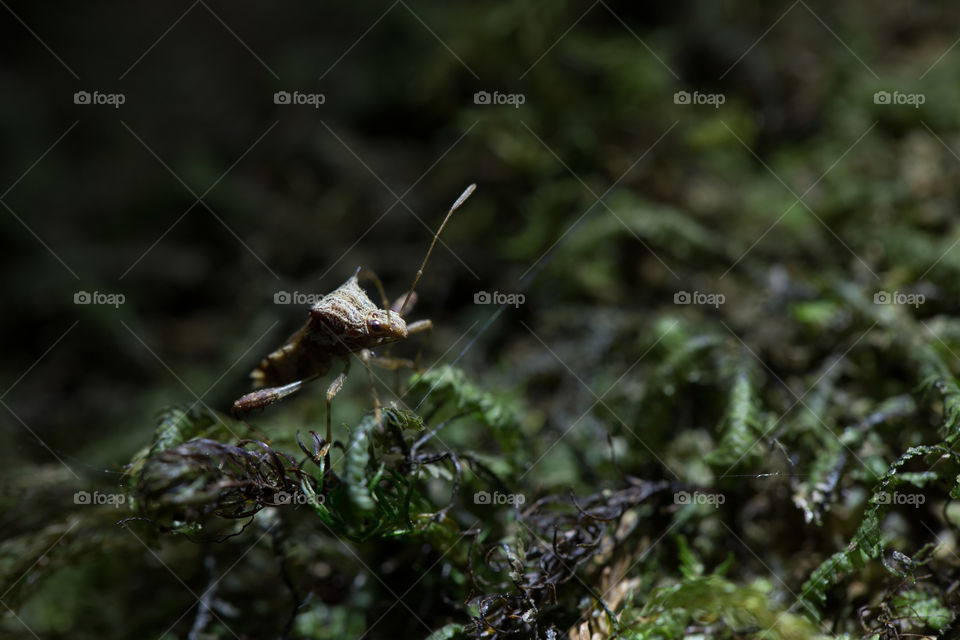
top-left (4, 1), bottom-right (960, 638)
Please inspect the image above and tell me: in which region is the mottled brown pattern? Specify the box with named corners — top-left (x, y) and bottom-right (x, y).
top-left (247, 270), bottom-right (408, 390)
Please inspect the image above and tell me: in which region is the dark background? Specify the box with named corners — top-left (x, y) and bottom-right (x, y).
top-left (3, 1), bottom-right (960, 638)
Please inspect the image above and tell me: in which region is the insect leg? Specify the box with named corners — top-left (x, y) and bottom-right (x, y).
top-left (405, 319), bottom-right (433, 370)
top-left (364, 352), bottom-right (419, 399)
top-left (405, 319), bottom-right (433, 334)
top-left (233, 376), bottom-right (318, 416)
top-left (360, 349), bottom-right (417, 399)
top-left (356, 267), bottom-right (391, 310)
top-left (390, 291), bottom-right (417, 316)
top-left (325, 356), bottom-right (351, 446)
top-left (367, 355), bottom-right (416, 371)
top-left (359, 349), bottom-right (383, 429)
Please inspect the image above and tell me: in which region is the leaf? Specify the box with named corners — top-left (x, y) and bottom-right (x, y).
top-left (408, 366), bottom-right (522, 459)
top-left (798, 445), bottom-right (957, 616)
top-left (708, 363), bottom-right (768, 467)
top-left (913, 342), bottom-right (960, 446)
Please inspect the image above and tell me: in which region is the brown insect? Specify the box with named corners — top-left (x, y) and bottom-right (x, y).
top-left (233, 184), bottom-right (476, 446)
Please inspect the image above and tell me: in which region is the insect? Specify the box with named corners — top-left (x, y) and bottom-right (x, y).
top-left (233, 184), bottom-right (476, 447)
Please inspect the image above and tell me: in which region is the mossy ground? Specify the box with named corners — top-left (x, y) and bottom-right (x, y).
top-left (3, 2), bottom-right (960, 639)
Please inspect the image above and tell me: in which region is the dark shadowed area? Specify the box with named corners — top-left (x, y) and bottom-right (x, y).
top-left (3, 2), bottom-right (960, 639)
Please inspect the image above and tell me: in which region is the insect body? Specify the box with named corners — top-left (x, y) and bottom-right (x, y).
top-left (233, 184), bottom-right (476, 446)
top-left (243, 270), bottom-right (411, 397)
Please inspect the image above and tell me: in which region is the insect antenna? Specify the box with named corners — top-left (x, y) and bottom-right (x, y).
top-left (398, 183), bottom-right (476, 317)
